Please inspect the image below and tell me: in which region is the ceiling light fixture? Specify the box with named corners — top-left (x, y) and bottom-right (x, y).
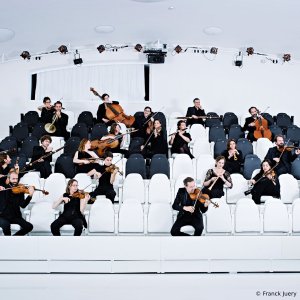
top-left (134, 44), bottom-right (143, 52)
top-left (283, 54), bottom-right (291, 62)
top-left (174, 45), bottom-right (183, 54)
top-left (20, 51), bottom-right (31, 60)
top-left (97, 45), bottom-right (106, 53)
top-left (246, 47), bottom-right (254, 56)
top-left (58, 45), bottom-right (68, 54)
top-left (210, 47), bottom-right (218, 54)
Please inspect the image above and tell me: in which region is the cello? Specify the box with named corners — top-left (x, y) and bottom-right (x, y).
top-left (90, 87), bottom-right (135, 127)
top-left (253, 108), bottom-right (272, 140)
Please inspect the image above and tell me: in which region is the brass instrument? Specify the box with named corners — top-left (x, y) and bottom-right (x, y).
top-left (44, 113), bottom-right (58, 133)
top-left (233, 150), bottom-right (239, 161)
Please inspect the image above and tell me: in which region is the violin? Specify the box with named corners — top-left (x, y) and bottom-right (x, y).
top-left (72, 190), bottom-right (90, 200)
top-left (189, 188), bottom-right (219, 208)
top-left (105, 164), bottom-right (123, 176)
top-left (11, 184), bottom-right (49, 195)
top-left (90, 87), bottom-right (135, 127)
top-left (278, 145), bottom-right (300, 152)
top-left (253, 109), bottom-right (272, 141)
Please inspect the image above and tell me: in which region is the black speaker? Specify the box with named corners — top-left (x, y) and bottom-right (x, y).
top-left (73, 58), bottom-right (83, 65)
top-left (147, 54), bottom-right (165, 64)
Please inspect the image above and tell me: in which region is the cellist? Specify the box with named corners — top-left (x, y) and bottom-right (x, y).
top-left (96, 92), bottom-right (119, 126)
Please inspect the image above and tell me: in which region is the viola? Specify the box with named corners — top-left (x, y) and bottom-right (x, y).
top-left (90, 87), bottom-right (135, 127)
top-left (189, 188), bottom-right (219, 208)
top-left (11, 184), bottom-right (49, 195)
top-left (105, 164), bottom-right (123, 176)
top-left (253, 110), bottom-right (272, 141)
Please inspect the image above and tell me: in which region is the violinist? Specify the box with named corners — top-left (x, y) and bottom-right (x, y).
top-left (0, 170), bottom-right (34, 236)
top-left (51, 179), bottom-right (89, 236)
top-left (39, 97), bottom-right (55, 124)
top-left (96, 93), bottom-right (119, 126)
top-left (265, 135), bottom-right (300, 176)
top-left (141, 119), bottom-right (168, 159)
top-left (249, 159), bottom-right (280, 204)
top-left (131, 106), bottom-right (153, 139)
top-left (221, 139), bottom-right (243, 174)
top-left (171, 177), bottom-right (209, 236)
top-left (30, 135), bottom-right (53, 178)
top-left (242, 106), bottom-right (271, 142)
top-left (0, 153), bottom-right (19, 185)
top-left (169, 120), bottom-right (194, 159)
top-left (89, 151), bottom-right (117, 203)
top-left (73, 138), bottom-right (102, 176)
top-left (51, 101), bottom-right (69, 141)
top-left (202, 156), bottom-right (232, 198)
top-left (185, 98), bottom-right (206, 127)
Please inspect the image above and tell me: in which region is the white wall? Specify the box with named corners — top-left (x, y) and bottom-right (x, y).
top-left (1, 48), bottom-right (300, 138)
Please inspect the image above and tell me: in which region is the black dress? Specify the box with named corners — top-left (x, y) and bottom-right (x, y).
top-left (76, 151), bottom-right (101, 174)
top-left (31, 146), bottom-right (52, 178)
top-left (221, 149), bottom-right (243, 174)
top-left (143, 130), bottom-right (168, 158)
top-left (96, 102), bottom-right (119, 126)
top-left (171, 132), bottom-right (194, 159)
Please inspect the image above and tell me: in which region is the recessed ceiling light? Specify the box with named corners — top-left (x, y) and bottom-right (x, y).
top-left (0, 28), bottom-right (15, 42)
top-left (94, 25), bottom-right (115, 33)
top-left (203, 26), bottom-right (223, 36)
top-left (168, 6), bottom-right (175, 10)
top-left (131, 0), bottom-right (166, 3)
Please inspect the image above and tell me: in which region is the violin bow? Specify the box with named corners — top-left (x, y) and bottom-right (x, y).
top-left (142, 106), bottom-right (165, 126)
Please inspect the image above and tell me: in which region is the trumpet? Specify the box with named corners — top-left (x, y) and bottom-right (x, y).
top-left (44, 114), bottom-right (58, 133)
top-left (233, 150), bottom-right (239, 161)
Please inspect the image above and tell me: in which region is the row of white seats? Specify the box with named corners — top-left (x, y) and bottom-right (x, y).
top-left (15, 197), bottom-right (300, 235)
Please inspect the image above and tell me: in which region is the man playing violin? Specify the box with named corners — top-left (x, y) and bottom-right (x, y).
top-left (185, 98), bottom-right (206, 127)
top-left (89, 151), bottom-right (117, 203)
top-left (265, 134), bottom-right (300, 176)
top-left (0, 170), bottom-right (34, 236)
top-left (171, 177), bottom-right (210, 236)
top-left (51, 179), bottom-right (89, 236)
top-left (96, 93), bottom-right (119, 126)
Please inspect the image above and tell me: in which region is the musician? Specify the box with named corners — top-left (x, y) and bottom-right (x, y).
top-left (51, 179), bottom-right (89, 236)
top-left (185, 98), bottom-right (206, 127)
top-left (221, 139), bottom-right (243, 174)
top-left (51, 101), bottom-right (69, 140)
top-left (242, 106), bottom-right (270, 142)
top-left (96, 93), bottom-right (119, 126)
top-left (0, 170), bottom-right (34, 236)
top-left (169, 120), bottom-right (194, 159)
top-left (264, 134), bottom-right (300, 176)
top-left (73, 138), bottom-right (102, 176)
top-left (202, 156), bottom-right (232, 198)
top-left (249, 159), bottom-right (280, 204)
top-left (131, 106), bottom-right (153, 139)
top-left (30, 135), bottom-right (53, 178)
top-left (0, 154), bottom-right (19, 185)
top-left (89, 151), bottom-right (117, 203)
top-left (171, 177), bottom-right (209, 236)
top-left (39, 96), bottom-right (55, 124)
top-left (141, 119), bottom-right (168, 158)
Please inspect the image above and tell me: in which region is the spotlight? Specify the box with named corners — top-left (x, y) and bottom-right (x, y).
top-left (283, 53), bottom-right (291, 62)
top-left (58, 45), bottom-right (68, 54)
top-left (73, 49), bottom-right (83, 65)
top-left (234, 51), bottom-right (243, 67)
top-left (174, 45), bottom-right (183, 54)
top-left (97, 45), bottom-right (106, 53)
top-left (20, 51), bottom-right (31, 60)
top-left (134, 44), bottom-right (143, 52)
top-left (246, 47), bottom-right (254, 56)
top-left (210, 47), bottom-right (218, 54)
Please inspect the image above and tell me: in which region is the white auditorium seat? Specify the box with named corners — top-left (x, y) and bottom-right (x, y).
top-left (74, 173), bottom-right (94, 192)
top-left (189, 124), bottom-right (208, 141)
top-left (235, 198), bottom-right (260, 234)
top-left (148, 174), bottom-right (172, 204)
top-left (195, 154), bottom-right (215, 184)
top-left (118, 200), bottom-right (144, 234)
top-left (172, 173), bottom-right (194, 201)
top-left (147, 203), bottom-right (173, 234)
top-left (171, 154), bottom-right (195, 180)
top-left (226, 173), bottom-right (249, 204)
top-left (205, 197), bottom-right (232, 234)
top-left (251, 168), bottom-right (260, 179)
top-left (42, 173), bottom-right (67, 203)
top-left (255, 138), bottom-right (273, 161)
top-left (292, 198), bottom-right (300, 234)
top-left (64, 110), bottom-right (76, 132)
top-left (279, 174), bottom-right (299, 204)
top-left (168, 112), bottom-right (184, 129)
top-left (263, 199), bottom-right (289, 234)
top-left (190, 138), bottom-right (211, 158)
top-left (120, 173), bottom-right (145, 203)
top-left (88, 198), bottom-right (115, 234)
top-left (19, 172), bottom-right (43, 203)
top-left (50, 136), bottom-right (65, 162)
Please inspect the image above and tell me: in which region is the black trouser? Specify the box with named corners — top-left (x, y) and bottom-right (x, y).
top-left (0, 217), bottom-right (33, 236)
top-left (90, 186), bottom-right (116, 203)
top-left (171, 213), bottom-right (204, 236)
top-left (251, 181), bottom-right (279, 204)
top-left (51, 215), bottom-right (84, 236)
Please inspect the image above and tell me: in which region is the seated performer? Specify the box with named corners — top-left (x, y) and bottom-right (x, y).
top-left (202, 156), bottom-right (232, 198)
top-left (96, 93), bottom-right (119, 126)
top-left (221, 139), bottom-right (243, 174)
top-left (249, 159), bottom-right (280, 204)
top-left (169, 120), bottom-right (194, 159)
top-left (51, 179), bottom-right (89, 236)
top-left (89, 151), bottom-right (117, 203)
top-left (30, 135), bottom-right (53, 178)
top-left (171, 177), bottom-right (209, 236)
top-left (131, 106), bottom-right (153, 139)
top-left (185, 98), bottom-right (206, 127)
top-left (0, 154), bottom-right (19, 185)
top-left (48, 101), bottom-right (69, 140)
top-left (73, 138), bottom-right (102, 176)
top-left (0, 170), bottom-right (34, 236)
top-left (265, 134), bottom-right (300, 176)
top-left (38, 96), bottom-right (55, 124)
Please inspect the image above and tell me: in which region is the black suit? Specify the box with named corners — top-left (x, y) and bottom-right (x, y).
top-left (242, 116), bottom-right (256, 142)
top-left (171, 187), bottom-right (208, 236)
top-left (52, 112), bottom-right (69, 140)
top-left (185, 106), bottom-right (206, 127)
top-left (31, 146), bottom-right (52, 178)
top-left (0, 185), bottom-right (33, 235)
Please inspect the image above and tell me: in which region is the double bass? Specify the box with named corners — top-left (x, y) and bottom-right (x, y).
top-left (90, 87), bottom-right (135, 127)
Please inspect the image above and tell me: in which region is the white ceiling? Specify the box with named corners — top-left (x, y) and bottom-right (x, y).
top-left (1, 0), bottom-right (300, 59)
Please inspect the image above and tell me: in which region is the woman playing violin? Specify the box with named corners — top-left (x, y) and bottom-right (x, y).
top-left (0, 170), bottom-right (34, 236)
top-left (171, 177), bottom-right (209, 236)
top-left (221, 139), bottom-right (243, 174)
top-left (89, 151), bottom-right (117, 203)
top-left (51, 179), bottom-right (90, 236)
top-left (73, 138), bottom-right (102, 176)
top-left (249, 159), bottom-right (280, 204)
top-left (202, 156), bottom-right (232, 198)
